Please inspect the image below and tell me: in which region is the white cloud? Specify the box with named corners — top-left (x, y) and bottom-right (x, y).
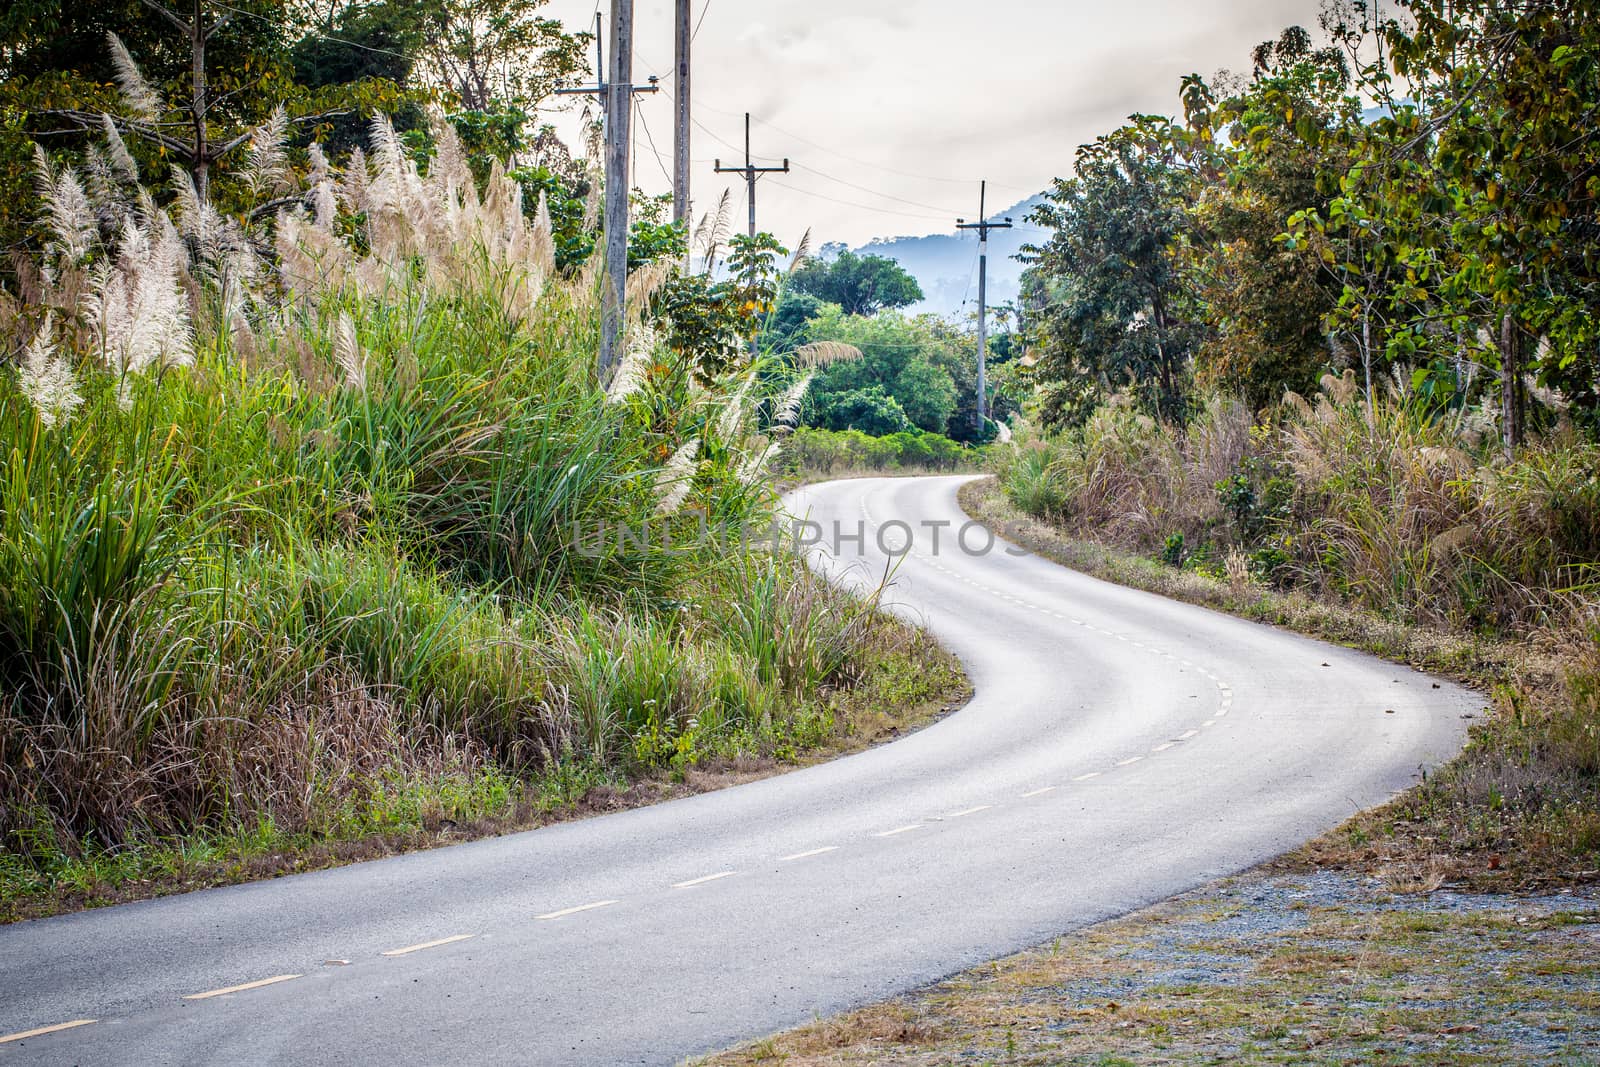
top-left (540, 0), bottom-right (1323, 245)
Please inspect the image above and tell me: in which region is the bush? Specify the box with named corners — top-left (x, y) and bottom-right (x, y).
top-left (780, 427), bottom-right (980, 476)
top-left (1005, 381), bottom-right (1600, 634)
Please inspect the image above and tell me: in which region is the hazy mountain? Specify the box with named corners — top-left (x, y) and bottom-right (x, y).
top-left (851, 193), bottom-right (1047, 319)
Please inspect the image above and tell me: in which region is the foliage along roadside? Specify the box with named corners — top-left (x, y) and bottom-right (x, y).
top-left (981, 395), bottom-right (1600, 888)
top-left (1020, 6), bottom-right (1600, 447)
top-left (0, 68), bottom-right (966, 919)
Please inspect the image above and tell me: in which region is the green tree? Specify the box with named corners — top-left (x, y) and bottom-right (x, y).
top-left (815, 385), bottom-right (910, 436)
top-left (789, 248), bottom-right (923, 316)
top-left (408, 0), bottom-right (589, 113)
top-left (800, 306), bottom-right (969, 436)
top-left (1185, 27), bottom-right (1356, 409)
top-left (1023, 115), bottom-right (1205, 426)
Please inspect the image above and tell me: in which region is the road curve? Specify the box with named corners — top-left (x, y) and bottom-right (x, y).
top-left (0, 475), bottom-right (1477, 1065)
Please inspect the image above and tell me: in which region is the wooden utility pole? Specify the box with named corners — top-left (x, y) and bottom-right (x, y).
top-left (673, 0), bottom-right (691, 226)
top-left (599, 2), bottom-right (634, 382)
top-left (714, 113), bottom-right (790, 239)
top-left (956, 181), bottom-right (1011, 430)
top-left (555, 7), bottom-right (658, 381)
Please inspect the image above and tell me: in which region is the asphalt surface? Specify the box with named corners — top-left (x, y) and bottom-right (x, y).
top-left (0, 475), bottom-right (1479, 1065)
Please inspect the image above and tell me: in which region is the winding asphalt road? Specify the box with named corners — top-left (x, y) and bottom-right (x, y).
top-left (0, 475), bottom-right (1478, 1064)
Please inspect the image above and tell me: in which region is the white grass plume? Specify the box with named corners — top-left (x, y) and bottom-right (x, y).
top-left (794, 340), bottom-right (863, 368)
top-left (91, 213), bottom-right (195, 403)
top-left (654, 439), bottom-right (701, 514)
top-left (243, 105), bottom-right (291, 200)
top-left (717, 374), bottom-right (754, 440)
top-left (334, 311), bottom-right (365, 391)
top-left (307, 145), bottom-right (337, 229)
top-left (100, 113), bottom-right (140, 184)
top-left (772, 371), bottom-right (815, 430)
top-left (607, 322), bottom-right (656, 402)
top-left (787, 228), bottom-right (813, 275)
top-left (106, 33), bottom-right (162, 121)
top-left (17, 312), bottom-right (83, 427)
top-left (694, 190), bottom-right (733, 270)
top-left (33, 146), bottom-right (97, 264)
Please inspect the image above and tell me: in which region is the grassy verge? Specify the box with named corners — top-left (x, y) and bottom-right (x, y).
top-left (961, 476), bottom-right (1599, 890)
top-left (0, 619), bottom-right (968, 925)
top-left (703, 869), bottom-right (1599, 1067)
top-left (0, 115), bottom-right (978, 926)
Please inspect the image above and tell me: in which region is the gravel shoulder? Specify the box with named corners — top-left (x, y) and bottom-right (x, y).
top-left (702, 868), bottom-right (1599, 1066)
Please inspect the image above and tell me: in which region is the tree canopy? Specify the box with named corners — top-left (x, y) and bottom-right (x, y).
top-left (789, 249), bottom-right (924, 316)
top-left (1021, 3), bottom-right (1600, 443)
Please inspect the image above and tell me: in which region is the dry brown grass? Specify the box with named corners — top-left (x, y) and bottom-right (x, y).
top-left (2, 622), bottom-right (969, 924)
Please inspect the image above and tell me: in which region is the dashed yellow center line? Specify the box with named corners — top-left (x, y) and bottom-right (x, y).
top-left (381, 934), bottom-right (474, 957)
top-left (673, 870), bottom-right (738, 889)
top-left (0, 1019), bottom-right (96, 1045)
top-left (1072, 772), bottom-right (1101, 782)
top-left (536, 899), bottom-right (618, 921)
top-left (1115, 756), bottom-right (1145, 767)
top-left (779, 846), bottom-right (839, 862)
top-left (1020, 786), bottom-right (1056, 798)
top-left (184, 974), bottom-right (302, 1000)
top-left (941, 804), bottom-right (992, 819)
top-left (1179, 729), bottom-right (1199, 740)
top-left (1151, 742), bottom-right (1174, 752)
top-left (873, 824), bottom-right (923, 837)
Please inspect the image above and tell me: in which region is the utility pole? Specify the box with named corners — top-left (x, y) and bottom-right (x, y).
top-left (956, 180), bottom-right (1011, 431)
top-left (555, 6), bottom-right (658, 381)
top-left (714, 113), bottom-right (790, 239)
top-left (673, 0), bottom-right (691, 226)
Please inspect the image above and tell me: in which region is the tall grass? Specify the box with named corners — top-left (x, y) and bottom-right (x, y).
top-left (0, 106), bottom-right (922, 886)
top-left (1003, 378), bottom-right (1600, 635)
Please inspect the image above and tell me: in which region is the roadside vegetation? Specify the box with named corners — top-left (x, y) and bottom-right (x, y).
top-left (1000, 0), bottom-right (1599, 888)
top-left (775, 427), bottom-right (983, 480)
top-left (0, 22), bottom-right (967, 921)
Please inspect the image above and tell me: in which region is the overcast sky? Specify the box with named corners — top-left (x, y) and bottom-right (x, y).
top-left (538, 0), bottom-right (1323, 247)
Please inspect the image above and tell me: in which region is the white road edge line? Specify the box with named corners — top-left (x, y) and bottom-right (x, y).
top-left (779, 846), bottom-right (839, 862)
top-left (184, 974), bottom-right (302, 1000)
top-left (873, 824), bottom-right (923, 837)
top-left (941, 805), bottom-right (992, 819)
top-left (1020, 786), bottom-right (1056, 798)
top-left (381, 934), bottom-right (474, 957)
top-left (0, 1020), bottom-right (97, 1045)
top-left (673, 870), bottom-right (738, 889)
top-left (536, 899), bottom-right (619, 920)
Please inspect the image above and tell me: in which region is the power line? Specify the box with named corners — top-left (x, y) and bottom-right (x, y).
top-left (634, 97), bottom-right (673, 185)
top-left (789, 161), bottom-right (956, 216)
top-left (695, 99), bottom-right (1038, 197)
top-left (764, 179), bottom-right (950, 223)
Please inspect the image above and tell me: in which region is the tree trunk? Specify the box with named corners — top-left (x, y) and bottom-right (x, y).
top-left (1360, 302), bottom-right (1375, 430)
top-left (1499, 311), bottom-right (1524, 452)
top-left (191, 0), bottom-right (208, 200)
